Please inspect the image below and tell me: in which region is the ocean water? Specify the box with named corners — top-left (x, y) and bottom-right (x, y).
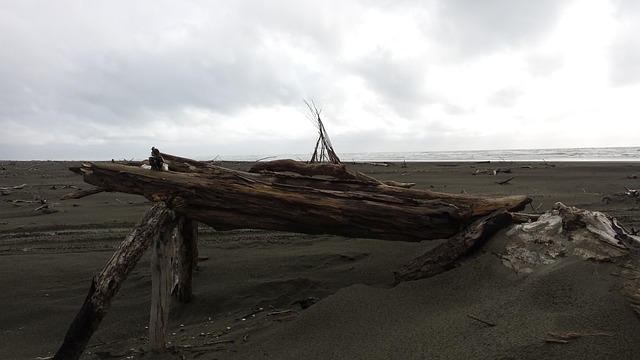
top-left (218, 147), bottom-right (640, 163)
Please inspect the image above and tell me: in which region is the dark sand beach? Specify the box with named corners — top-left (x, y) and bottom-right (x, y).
top-left (2, 160), bottom-right (640, 359)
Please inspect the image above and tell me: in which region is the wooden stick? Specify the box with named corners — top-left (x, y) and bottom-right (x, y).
top-left (54, 203), bottom-right (177, 360)
top-left (466, 314), bottom-right (496, 327)
top-left (496, 177), bottom-right (514, 185)
top-left (0, 183), bottom-right (27, 191)
top-left (0, 183), bottom-right (27, 195)
top-left (61, 186), bottom-right (108, 200)
top-left (510, 212), bottom-right (540, 223)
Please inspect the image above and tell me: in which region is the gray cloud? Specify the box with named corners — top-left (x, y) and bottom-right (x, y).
top-left (0, 0), bottom-right (638, 160)
top-left (349, 51), bottom-right (431, 117)
top-left (0, 0), bottom-right (566, 129)
top-left (443, 103), bottom-right (474, 116)
top-left (431, 0), bottom-right (568, 59)
top-left (525, 53), bottom-right (564, 77)
top-left (0, 0), bottom-right (339, 129)
top-left (609, 0), bottom-right (640, 86)
top-left (487, 88), bottom-right (524, 108)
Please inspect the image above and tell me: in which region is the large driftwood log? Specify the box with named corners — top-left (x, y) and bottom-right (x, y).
top-left (54, 203), bottom-right (177, 360)
top-left (71, 156), bottom-right (531, 241)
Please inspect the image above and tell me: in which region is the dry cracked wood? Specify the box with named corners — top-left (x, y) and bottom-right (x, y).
top-left (71, 155), bottom-right (531, 241)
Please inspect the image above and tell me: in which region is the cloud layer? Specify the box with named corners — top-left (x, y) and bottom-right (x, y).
top-left (1, 0), bottom-right (639, 160)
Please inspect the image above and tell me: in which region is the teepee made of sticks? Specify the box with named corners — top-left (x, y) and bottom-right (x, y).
top-left (305, 100), bottom-right (341, 164)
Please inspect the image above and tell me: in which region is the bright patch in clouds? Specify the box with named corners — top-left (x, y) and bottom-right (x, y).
top-left (0, 0), bottom-right (639, 160)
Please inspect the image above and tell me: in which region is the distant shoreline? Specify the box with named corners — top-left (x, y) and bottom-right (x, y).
top-left (2, 146), bottom-right (640, 163)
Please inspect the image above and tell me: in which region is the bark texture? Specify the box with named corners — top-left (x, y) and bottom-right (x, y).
top-left (149, 221), bottom-right (175, 353)
top-left (172, 216), bottom-right (198, 303)
top-left (74, 156), bottom-right (530, 242)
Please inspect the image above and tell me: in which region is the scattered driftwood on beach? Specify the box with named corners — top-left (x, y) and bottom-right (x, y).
top-left (602, 188), bottom-right (640, 204)
top-left (0, 183), bottom-right (27, 195)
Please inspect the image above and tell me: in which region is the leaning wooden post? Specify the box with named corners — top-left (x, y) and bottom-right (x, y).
top-left (54, 203), bottom-right (176, 360)
top-left (149, 218), bottom-right (177, 353)
top-left (394, 210), bottom-right (513, 282)
top-left (172, 216), bottom-right (199, 303)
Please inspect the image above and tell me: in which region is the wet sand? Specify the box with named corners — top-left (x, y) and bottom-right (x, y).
top-left (1, 160), bottom-right (640, 359)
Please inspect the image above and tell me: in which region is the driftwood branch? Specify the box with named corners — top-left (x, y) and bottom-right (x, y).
top-left (394, 210), bottom-right (513, 282)
top-left (61, 186), bottom-right (108, 200)
top-left (0, 183), bottom-right (27, 195)
top-left (496, 177), bottom-right (514, 185)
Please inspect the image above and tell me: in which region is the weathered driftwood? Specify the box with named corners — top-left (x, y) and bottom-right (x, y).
top-left (501, 202), bottom-right (640, 317)
top-left (496, 177), bottom-right (514, 185)
top-left (472, 168), bottom-right (511, 175)
top-left (502, 202), bottom-right (637, 274)
top-left (172, 216), bottom-right (198, 303)
top-left (0, 183), bottom-right (27, 195)
top-left (249, 159), bottom-right (415, 188)
top-left (149, 216), bottom-right (176, 353)
top-left (394, 210), bottom-right (513, 282)
top-left (54, 203), bottom-right (177, 360)
top-left (69, 154), bottom-right (531, 242)
top-left (60, 186), bottom-right (108, 200)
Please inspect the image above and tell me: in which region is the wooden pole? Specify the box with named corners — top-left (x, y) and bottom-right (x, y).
top-left (149, 220), bottom-right (176, 353)
top-left (54, 203), bottom-right (176, 360)
top-left (173, 216), bottom-right (198, 303)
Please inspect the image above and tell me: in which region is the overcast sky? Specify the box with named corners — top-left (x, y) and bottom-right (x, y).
top-left (1, 0), bottom-right (639, 160)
